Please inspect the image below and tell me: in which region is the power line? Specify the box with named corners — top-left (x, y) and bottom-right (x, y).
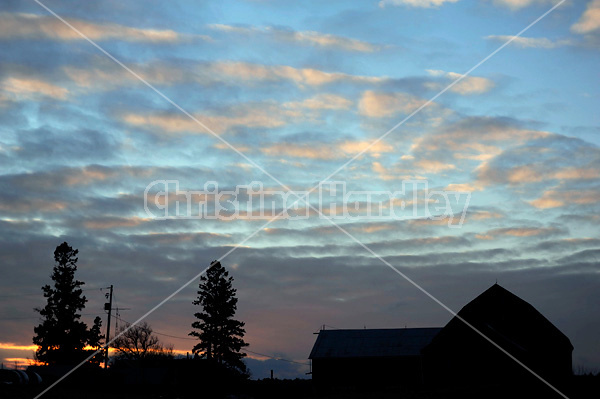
top-left (111, 314), bottom-right (308, 366)
top-left (0, 301), bottom-right (115, 321)
top-left (111, 314), bottom-right (194, 339)
top-left (0, 313), bottom-right (101, 321)
top-left (154, 331), bottom-right (195, 340)
top-left (244, 349), bottom-right (309, 366)
top-left (0, 315), bottom-right (43, 321)
top-left (0, 287), bottom-right (106, 299)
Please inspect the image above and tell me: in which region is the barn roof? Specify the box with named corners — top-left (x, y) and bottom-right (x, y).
top-left (309, 327), bottom-right (442, 359)
top-left (423, 283), bottom-right (573, 354)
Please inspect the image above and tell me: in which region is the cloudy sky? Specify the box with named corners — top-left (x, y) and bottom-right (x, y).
top-left (0, 0), bottom-right (599, 380)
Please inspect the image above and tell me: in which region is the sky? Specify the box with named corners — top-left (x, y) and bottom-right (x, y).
top-left (0, 0), bottom-right (599, 380)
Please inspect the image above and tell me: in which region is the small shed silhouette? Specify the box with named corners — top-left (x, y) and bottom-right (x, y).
top-left (309, 327), bottom-right (441, 386)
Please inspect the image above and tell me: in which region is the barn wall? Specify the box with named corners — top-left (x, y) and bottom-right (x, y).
top-left (312, 356), bottom-right (425, 388)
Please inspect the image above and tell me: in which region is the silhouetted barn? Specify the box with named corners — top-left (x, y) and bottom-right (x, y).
top-left (309, 284), bottom-right (573, 389)
top-left (422, 283), bottom-right (573, 387)
top-left (309, 327), bottom-right (441, 387)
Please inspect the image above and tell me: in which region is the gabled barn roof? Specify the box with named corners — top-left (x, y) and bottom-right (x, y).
top-left (309, 327), bottom-right (442, 359)
top-left (423, 283), bottom-right (573, 354)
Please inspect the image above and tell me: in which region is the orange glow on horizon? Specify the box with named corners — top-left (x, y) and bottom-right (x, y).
top-left (0, 342), bottom-right (266, 363)
top-left (3, 357), bottom-right (43, 369)
top-left (0, 343), bottom-right (39, 351)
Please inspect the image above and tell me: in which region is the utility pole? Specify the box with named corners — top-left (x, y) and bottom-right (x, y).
top-left (104, 285), bottom-right (113, 369)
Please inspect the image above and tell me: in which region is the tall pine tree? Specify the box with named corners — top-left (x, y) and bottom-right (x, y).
top-left (33, 242), bottom-right (104, 365)
top-left (189, 261), bottom-right (248, 374)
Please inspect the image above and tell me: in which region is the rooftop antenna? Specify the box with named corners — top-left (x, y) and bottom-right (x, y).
top-left (114, 307), bottom-right (131, 332)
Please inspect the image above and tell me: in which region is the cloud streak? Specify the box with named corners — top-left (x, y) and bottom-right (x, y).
top-left (571, 0), bottom-right (600, 34)
top-left (209, 24), bottom-right (380, 52)
top-left (486, 35), bottom-right (572, 48)
top-left (0, 13), bottom-right (196, 43)
top-left (426, 70), bottom-right (495, 95)
top-left (379, 0), bottom-right (459, 8)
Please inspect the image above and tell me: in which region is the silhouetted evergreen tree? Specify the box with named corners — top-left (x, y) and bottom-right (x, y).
top-left (189, 261), bottom-right (248, 374)
top-left (88, 316), bottom-right (105, 365)
top-left (33, 242), bottom-right (104, 365)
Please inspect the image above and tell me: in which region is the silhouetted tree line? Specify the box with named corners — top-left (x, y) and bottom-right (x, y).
top-left (33, 242), bottom-right (104, 366)
top-left (32, 243), bottom-right (248, 382)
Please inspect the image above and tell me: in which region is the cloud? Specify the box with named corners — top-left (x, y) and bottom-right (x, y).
top-left (209, 24), bottom-right (380, 52)
top-left (213, 62), bottom-right (386, 87)
top-left (1, 76), bottom-right (68, 100)
top-left (63, 58), bottom-right (386, 91)
top-left (469, 210), bottom-right (504, 220)
top-left (0, 13), bottom-right (192, 43)
top-left (283, 94), bottom-right (352, 111)
top-left (528, 238), bottom-right (600, 254)
top-left (63, 166), bottom-right (117, 186)
top-left (484, 226), bottom-right (566, 238)
top-left (359, 90), bottom-right (427, 117)
top-left (436, 117), bottom-right (548, 143)
top-left (7, 127), bottom-right (118, 166)
top-left (444, 182), bottom-right (481, 192)
top-left (82, 216), bottom-right (151, 230)
top-left (475, 135), bottom-right (600, 188)
top-left (485, 35), bottom-right (572, 48)
top-left (426, 70), bottom-right (494, 95)
top-left (339, 140), bottom-right (394, 157)
top-left (379, 0), bottom-right (459, 8)
top-left (414, 159), bottom-right (456, 173)
top-left (62, 60), bottom-right (190, 90)
top-left (261, 139), bottom-right (394, 160)
top-left (121, 103), bottom-right (297, 136)
top-left (0, 197), bottom-right (67, 214)
top-left (406, 117), bottom-right (547, 176)
top-left (492, 0), bottom-right (554, 10)
top-left (261, 143), bottom-right (332, 160)
top-left (371, 162), bottom-right (424, 181)
top-left (571, 0), bottom-right (600, 34)
top-left (478, 164), bottom-right (599, 186)
top-left (529, 189), bottom-right (600, 209)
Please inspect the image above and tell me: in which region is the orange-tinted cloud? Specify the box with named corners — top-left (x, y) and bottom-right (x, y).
top-left (262, 139), bottom-right (394, 160)
top-left (484, 226), bottom-right (564, 238)
top-left (0, 13), bottom-right (190, 42)
top-left (83, 217), bottom-right (151, 230)
top-left (426, 69), bottom-right (494, 95)
top-left (571, 0), bottom-right (600, 34)
top-left (122, 103), bottom-right (295, 136)
top-left (359, 90), bottom-right (427, 117)
top-left (209, 24), bottom-right (380, 52)
top-left (1, 77), bottom-right (68, 100)
top-left (529, 189), bottom-right (600, 209)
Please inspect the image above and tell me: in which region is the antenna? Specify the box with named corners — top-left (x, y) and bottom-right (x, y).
top-left (114, 307), bottom-right (131, 331)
